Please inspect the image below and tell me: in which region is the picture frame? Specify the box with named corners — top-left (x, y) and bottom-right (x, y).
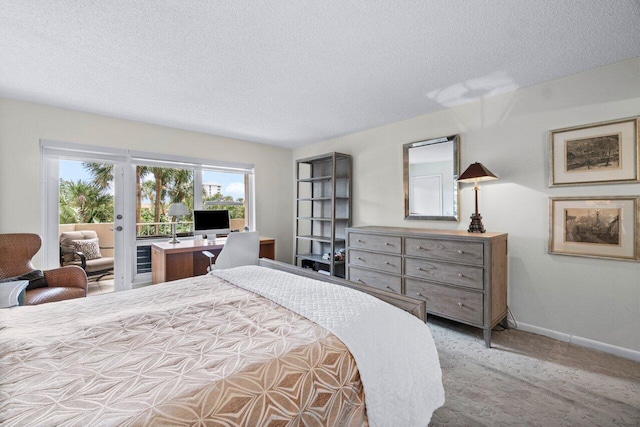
top-left (549, 117), bottom-right (639, 186)
top-left (549, 196), bottom-right (639, 261)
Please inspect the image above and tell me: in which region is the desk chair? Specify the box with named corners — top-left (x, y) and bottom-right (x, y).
top-left (203, 231), bottom-right (260, 271)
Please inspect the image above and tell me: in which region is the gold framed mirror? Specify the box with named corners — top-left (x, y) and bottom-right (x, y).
top-left (403, 134), bottom-right (460, 221)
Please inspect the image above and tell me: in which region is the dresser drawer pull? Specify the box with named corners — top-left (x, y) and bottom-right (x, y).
top-left (416, 267), bottom-right (422, 271)
top-left (458, 302), bottom-right (464, 307)
top-left (357, 278), bottom-right (364, 283)
top-left (385, 261), bottom-right (391, 265)
top-left (357, 239), bottom-right (365, 243)
top-left (415, 246), bottom-right (423, 250)
top-left (384, 285), bottom-right (396, 292)
top-left (385, 242), bottom-right (392, 246)
top-left (458, 273), bottom-right (464, 277)
top-left (457, 250), bottom-right (464, 254)
top-left (357, 257), bottom-right (364, 261)
top-left (416, 292), bottom-right (425, 298)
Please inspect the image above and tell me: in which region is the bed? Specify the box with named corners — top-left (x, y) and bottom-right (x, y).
top-left (0, 260), bottom-right (444, 426)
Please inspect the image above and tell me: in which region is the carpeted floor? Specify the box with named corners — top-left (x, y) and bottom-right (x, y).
top-left (428, 317), bottom-right (640, 426)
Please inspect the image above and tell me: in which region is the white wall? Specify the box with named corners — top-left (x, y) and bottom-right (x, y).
top-left (0, 98), bottom-right (294, 263)
top-left (293, 57), bottom-right (640, 355)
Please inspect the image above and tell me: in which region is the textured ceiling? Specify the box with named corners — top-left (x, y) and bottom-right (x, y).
top-left (1, 1), bottom-right (639, 148)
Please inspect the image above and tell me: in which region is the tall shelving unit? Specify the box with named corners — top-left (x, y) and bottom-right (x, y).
top-left (295, 152), bottom-right (352, 278)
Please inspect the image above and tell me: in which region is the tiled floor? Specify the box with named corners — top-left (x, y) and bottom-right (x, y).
top-left (87, 276), bottom-right (114, 296)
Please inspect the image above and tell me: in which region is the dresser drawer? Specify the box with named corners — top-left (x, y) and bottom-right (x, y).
top-left (406, 279), bottom-right (483, 325)
top-left (349, 249), bottom-right (402, 274)
top-left (405, 257), bottom-right (484, 289)
top-left (405, 237), bottom-right (483, 265)
top-left (348, 233), bottom-right (402, 254)
top-left (348, 266), bottom-right (401, 293)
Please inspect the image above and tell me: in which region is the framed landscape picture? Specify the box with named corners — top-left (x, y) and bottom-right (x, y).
top-left (550, 117), bottom-right (639, 186)
top-left (549, 196), bottom-right (639, 261)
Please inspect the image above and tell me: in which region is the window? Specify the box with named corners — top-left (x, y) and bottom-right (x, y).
top-left (130, 155), bottom-right (254, 280)
top-left (42, 141), bottom-right (255, 288)
top-left (135, 166), bottom-right (195, 238)
top-left (133, 167), bottom-right (252, 238)
top-left (202, 169), bottom-right (248, 231)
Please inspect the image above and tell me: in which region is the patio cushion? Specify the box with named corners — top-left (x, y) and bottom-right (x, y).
top-left (66, 257), bottom-right (114, 273)
top-left (60, 230), bottom-right (100, 263)
top-left (71, 238), bottom-right (102, 260)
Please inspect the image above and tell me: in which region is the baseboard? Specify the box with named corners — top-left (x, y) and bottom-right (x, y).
top-left (516, 322), bottom-right (640, 362)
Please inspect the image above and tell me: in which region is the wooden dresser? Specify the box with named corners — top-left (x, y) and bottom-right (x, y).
top-left (346, 226), bottom-right (508, 347)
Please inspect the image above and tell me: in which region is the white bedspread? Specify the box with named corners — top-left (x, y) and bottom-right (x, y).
top-left (213, 266), bottom-right (445, 426)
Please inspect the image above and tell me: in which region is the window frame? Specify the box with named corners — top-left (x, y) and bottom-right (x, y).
top-left (40, 140), bottom-right (255, 288)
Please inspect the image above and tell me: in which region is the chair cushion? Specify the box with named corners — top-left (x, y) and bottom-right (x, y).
top-left (0, 270), bottom-right (48, 291)
top-left (71, 238), bottom-right (102, 260)
top-left (60, 230), bottom-right (98, 263)
top-left (25, 286), bottom-right (86, 305)
top-left (66, 257), bottom-right (114, 273)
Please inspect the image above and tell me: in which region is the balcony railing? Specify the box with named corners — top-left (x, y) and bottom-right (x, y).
top-left (136, 221), bottom-right (194, 238)
top-left (61, 219), bottom-right (247, 242)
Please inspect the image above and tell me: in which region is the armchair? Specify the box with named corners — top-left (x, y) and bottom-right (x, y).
top-left (60, 230), bottom-right (114, 280)
top-left (0, 233), bottom-right (88, 305)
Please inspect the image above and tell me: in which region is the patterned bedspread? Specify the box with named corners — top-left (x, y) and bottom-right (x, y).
top-left (0, 274), bottom-right (367, 426)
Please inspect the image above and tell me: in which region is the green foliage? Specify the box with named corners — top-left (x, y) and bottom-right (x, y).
top-left (59, 162), bottom-right (245, 236)
top-left (59, 179), bottom-right (114, 224)
top-left (203, 192), bottom-right (245, 219)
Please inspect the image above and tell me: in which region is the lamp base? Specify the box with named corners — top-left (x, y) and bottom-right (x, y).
top-left (168, 223), bottom-right (180, 244)
top-left (468, 213), bottom-right (486, 233)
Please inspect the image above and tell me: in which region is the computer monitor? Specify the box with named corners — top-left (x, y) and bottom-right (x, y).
top-left (193, 209), bottom-right (230, 239)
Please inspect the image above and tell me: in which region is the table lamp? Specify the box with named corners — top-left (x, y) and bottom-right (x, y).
top-left (167, 202), bottom-right (190, 243)
top-left (457, 162), bottom-right (498, 233)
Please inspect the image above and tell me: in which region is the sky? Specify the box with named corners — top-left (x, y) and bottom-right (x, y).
top-left (60, 160), bottom-right (245, 200)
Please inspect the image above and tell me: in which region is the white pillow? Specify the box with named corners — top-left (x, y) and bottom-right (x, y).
top-left (71, 238), bottom-right (102, 260)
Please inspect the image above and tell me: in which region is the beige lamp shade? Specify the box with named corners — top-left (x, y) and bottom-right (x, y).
top-left (168, 202), bottom-right (190, 217)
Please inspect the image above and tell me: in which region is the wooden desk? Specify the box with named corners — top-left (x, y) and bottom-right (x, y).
top-left (151, 237), bottom-right (275, 284)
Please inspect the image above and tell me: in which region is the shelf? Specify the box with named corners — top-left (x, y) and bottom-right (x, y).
top-left (297, 175), bottom-right (332, 182)
top-left (295, 152), bottom-right (351, 279)
top-left (297, 235), bottom-right (345, 243)
top-left (297, 197), bottom-right (349, 201)
top-left (296, 152), bottom-right (351, 164)
top-left (297, 217), bottom-right (349, 221)
top-left (295, 253), bottom-right (346, 265)
top-left (297, 176), bottom-right (350, 182)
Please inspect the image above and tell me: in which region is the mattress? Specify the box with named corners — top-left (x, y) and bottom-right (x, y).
top-left (0, 266), bottom-right (444, 426)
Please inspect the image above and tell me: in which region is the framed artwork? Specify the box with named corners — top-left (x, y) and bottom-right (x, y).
top-left (549, 117), bottom-right (639, 186)
top-left (549, 196), bottom-right (639, 261)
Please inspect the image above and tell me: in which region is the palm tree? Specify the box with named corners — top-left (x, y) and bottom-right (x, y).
top-left (59, 179), bottom-right (114, 223)
top-left (83, 162), bottom-right (155, 227)
top-left (82, 162), bottom-right (113, 190)
top-left (82, 162), bottom-right (196, 235)
top-left (166, 168), bottom-right (194, 215)
top-left (59, 180), bottom-right (79, 224)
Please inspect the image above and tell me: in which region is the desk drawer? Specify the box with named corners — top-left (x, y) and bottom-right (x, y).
top-left (349, 233), bottom-right (402, 254)
top-left (405, 237), bottom-right (483, 265)
top-left (406, 279), bottom-right (483, 325)
top-left (405, 257), bottom-right (484, 289)
top-left (349, 250), bottom-right (402, 274)
top-left (348, 266), bottom-right (401, 293)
